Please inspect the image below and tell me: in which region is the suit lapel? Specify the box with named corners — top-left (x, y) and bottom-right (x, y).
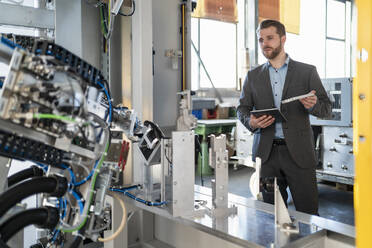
top-left (281, 59), bottom-right (295, 101)
top-left (260, 64), bottom-right (275, 107)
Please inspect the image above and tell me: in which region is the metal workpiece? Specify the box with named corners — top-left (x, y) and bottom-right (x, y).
top-left (235, 120), bottom-right (254, 161)
top-left (167, 131), bottom-right (195, 217)
top-left (137, 125), bottom-right (162, 166)
top-left (208, 134), bottom-right (237, 217)
top-left (176, 90), bottom-right (197, 131)
top-left (274, 178), bottom-right (299, 234)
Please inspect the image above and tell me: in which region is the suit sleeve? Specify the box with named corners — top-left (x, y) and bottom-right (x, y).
top-left (237, 72), bottom-right (259, 133)
top-left (308, 67), bottom-right (332, 118)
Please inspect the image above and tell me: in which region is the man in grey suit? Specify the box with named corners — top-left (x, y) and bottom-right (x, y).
top-left (237, 19), bottom-right (331, 215)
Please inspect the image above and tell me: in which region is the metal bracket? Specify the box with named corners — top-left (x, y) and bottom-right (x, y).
top-left (207, 134), bottom-right (238, 217)
top-left (274, 177), bottom-right (299, 233)
top-left (165, 49), bottom-right (182, 70)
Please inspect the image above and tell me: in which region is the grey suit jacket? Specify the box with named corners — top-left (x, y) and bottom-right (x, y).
top-left (237, 59), bottom-right (331, 168)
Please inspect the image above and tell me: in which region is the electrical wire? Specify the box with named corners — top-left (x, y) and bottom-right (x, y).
top-left (97, 192), bottom-right (126, 242)
top-left (33, 113), bottom-right (77, 123)
top-left (110, 188), bottom-right (167, 207)
top-left (0, 36), bottom-right (22, 50)
top-left (59, 125), bottom-right (109, 233)
top-left (73, 114), bottom-right (110, 187)
top-left (35, 162), bottom-right (49, 172)
top-left (71, 190), bottom-right (84, 214)
top-left (97, 81), bottom-right (112, 123)
top-left (118, 0), bottom-right (135, 16)
top-left (59, 164), bottom-right (76, 185)
top-left (73, 160), bottom-right (97, 187)
top-left (51, 198), bottom-right (67, 243)
top-left (100, 0), bottom-right (115, 40)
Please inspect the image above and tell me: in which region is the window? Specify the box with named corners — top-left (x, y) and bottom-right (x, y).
top-left (191, 18), bottom-right (237, 90)
top-left (325, 0), bottom-right (351, 78)
top-left (257, 0), bottom-right (351, 79)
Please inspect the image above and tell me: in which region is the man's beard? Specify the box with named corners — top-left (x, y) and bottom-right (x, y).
top-left (262, 41), bottom-right (282, 59)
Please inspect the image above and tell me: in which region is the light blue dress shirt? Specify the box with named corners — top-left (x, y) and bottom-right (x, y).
top-left (267, 55), bottom-right (290, 139)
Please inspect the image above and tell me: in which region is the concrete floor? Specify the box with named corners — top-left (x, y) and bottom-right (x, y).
top-left (195, 165), bottom-right (355, 226)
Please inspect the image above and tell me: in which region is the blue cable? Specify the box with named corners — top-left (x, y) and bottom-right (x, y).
top-left (59, 164), bottom-right (76, 185)
top-left (96, 81), bottom-right (112, 123)
top-left (0, 36), bottom-right (22, 50)
top-left (74, 160), bottom-right (98, 186)
top-left (71, 190), bottom-right (84, 214)
top-left (34, 162), bottom-right (49, 172)
top-left (52, 197), bottom-right (67, 243)
top-left (110, 187), bottom-right (167, 207)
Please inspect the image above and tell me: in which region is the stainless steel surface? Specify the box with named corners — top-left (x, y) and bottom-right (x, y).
top-left (283, 229), bottom-right (354, 248)
top-left (0, 3), bottom-right (54, 29)
top-left (310, 78), bottom-right (352, 127)
top-left (322, 126), bottom-right (354, 179)
top-left (124, 185), bottom-right (355, 248)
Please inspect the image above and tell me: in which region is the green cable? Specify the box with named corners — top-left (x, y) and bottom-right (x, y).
top-left (33, 113), bottom-right (76, 123)
top-left (100, 5), bottom-right (108, 37)
top-left (60, 141), bottom-right (109, 233)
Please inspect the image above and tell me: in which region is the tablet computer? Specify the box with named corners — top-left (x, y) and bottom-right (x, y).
top-left (250, 108), bottom-right (287, 122)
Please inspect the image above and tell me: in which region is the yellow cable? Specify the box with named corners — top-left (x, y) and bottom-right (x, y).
top-left (98, 192), bottom-right (127, 242)
top-left (182, 4), bottom-right (186, 91)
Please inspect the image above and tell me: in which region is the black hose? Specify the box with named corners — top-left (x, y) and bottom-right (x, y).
top-left (68, 234), bottom-right (83, 248)
top-left (0, 176), bottom-right (67, 218)
top-left (68, 223), bottom-right (87, 248)
top-left (0, 239), bottom-right (9, 248)
top-left (7, 166), bottom-right (44, 187)
top-left (0, 207), bottom-right (59, 243)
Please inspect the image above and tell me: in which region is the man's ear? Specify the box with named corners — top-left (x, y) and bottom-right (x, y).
top-left (281, 35), bottom-right (286, 44)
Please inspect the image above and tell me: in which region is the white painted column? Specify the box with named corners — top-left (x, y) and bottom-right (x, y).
top-left (131, 0), bottom-right (153, 122)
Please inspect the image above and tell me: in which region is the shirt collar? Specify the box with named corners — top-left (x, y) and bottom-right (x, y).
top-left (267, 54), bottom-right (290, 69)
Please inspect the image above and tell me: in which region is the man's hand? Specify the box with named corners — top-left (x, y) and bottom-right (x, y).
top-left (300, 90), bottom-right (317, 109)
top-left (249, 114), bottom-right (275, 129)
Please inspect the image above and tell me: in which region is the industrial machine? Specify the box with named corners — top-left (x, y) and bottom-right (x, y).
top-left (0, 35), bottom-right (144, 247)
top-left (311, 78), bottom-right (354, 185)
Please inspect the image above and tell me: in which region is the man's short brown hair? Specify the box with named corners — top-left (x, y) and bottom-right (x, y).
top-left (256, 19), bottom-right (286, 37)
